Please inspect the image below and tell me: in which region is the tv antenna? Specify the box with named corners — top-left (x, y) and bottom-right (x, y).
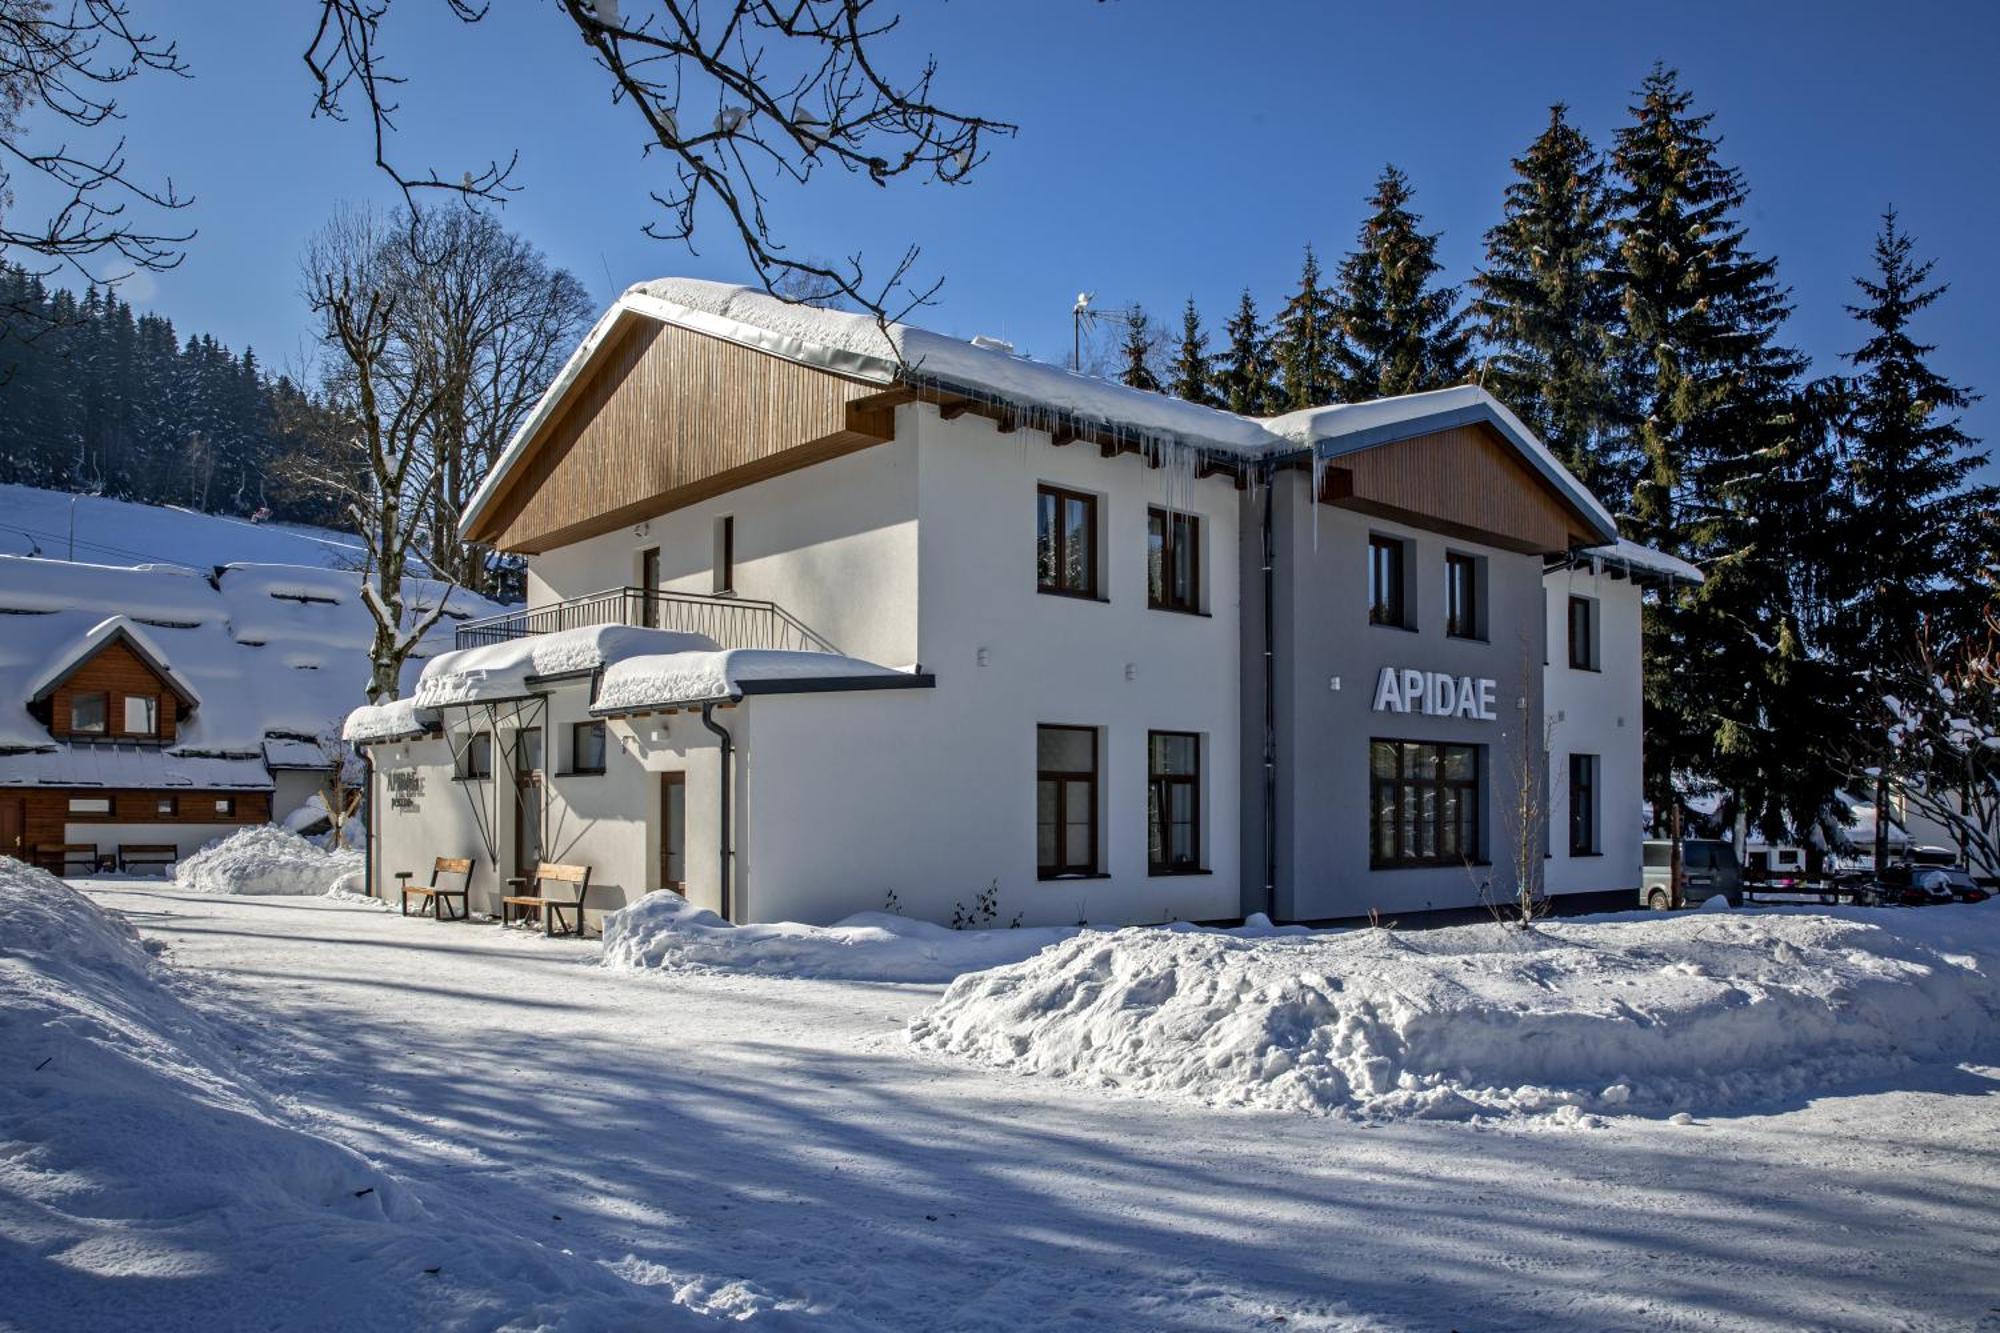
top-left (1070, 292), bottom-right (1137, 373)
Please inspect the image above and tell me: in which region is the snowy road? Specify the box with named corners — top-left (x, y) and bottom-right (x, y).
top-left (61, 884), bottom-right (2000, 1330)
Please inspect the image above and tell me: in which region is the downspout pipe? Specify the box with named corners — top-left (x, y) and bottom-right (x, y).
top-left (363, 747), bottom-right (376, 903)
top-left (700, 702), bottom-right (735, 922)
top-left (1260, 462), bottom-right (1278, 921)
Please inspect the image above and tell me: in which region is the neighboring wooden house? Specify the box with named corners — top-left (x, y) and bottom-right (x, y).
top-left (0, 557), bottom-right (495, 871)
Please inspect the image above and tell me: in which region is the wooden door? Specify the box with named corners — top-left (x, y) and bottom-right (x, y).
top-left (0, 797), bottom-right (22, 861)
top-left (659, 773), bottom-right (686, 895)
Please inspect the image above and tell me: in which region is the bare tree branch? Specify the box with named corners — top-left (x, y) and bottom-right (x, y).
top-left (0, 0), bottom-right (193, 282)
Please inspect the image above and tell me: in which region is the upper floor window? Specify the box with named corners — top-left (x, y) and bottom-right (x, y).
top-left (1037, 485), bottom-right (1098, 600)
top-left (70, 691), bottom-right (107, 735)
top-left (123, 694), bottom-right (158, 735)
top-left (1147, 508), bottom-right (1200, 614)
top-left (1568, 596), bottom-right (1599, 671)
top-left (714, 516), bottom-right (735, 595)
top-left (1368, 535), bottom-right (1407, 628)
top-left (1445, 553), bottom-right (1480, 640)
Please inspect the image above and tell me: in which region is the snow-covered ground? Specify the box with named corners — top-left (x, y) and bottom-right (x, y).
top-left (7, 879), bottom-right (1999, 1330)
top-left (0, 483), bottom-right (372, 570)
top-left (912, 907), bottom-right (2000, 1123)
top-left (173, 825), bottom-right (365, 897)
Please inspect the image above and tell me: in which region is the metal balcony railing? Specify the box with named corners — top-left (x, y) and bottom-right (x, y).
top-left (454, 586), bottom-right (841, 655)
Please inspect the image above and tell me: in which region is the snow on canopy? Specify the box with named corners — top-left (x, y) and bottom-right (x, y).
top-left (0, 555), bottom-right (499, 782)
top-left (1584, 538), bottom-right (1704, 585)
top-left (384, 623), bottom-right (918, 724)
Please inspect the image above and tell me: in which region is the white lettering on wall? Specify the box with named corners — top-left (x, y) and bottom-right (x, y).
top-left (1371, 666), bottom-right (1499, 721)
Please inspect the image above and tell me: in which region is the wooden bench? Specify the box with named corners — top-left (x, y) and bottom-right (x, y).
top-left (501, 862), bottom-right (593, 937)
top-left (399, 856), bottom-right (473, 921)
top-left (34, 843), bottom-right (100, 877)
top-left (117, 843), bottom-right (179, 875)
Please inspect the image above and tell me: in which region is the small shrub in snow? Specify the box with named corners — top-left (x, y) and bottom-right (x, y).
top-left (175, 825), bottom-right (365, 897)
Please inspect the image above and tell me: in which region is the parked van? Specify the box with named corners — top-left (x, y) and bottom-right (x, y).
top-left (1640, 839), bottom-right (1745, 910)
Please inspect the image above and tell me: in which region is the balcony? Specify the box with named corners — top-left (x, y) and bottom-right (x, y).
top-left (454, 586), bottom-right (841, 655)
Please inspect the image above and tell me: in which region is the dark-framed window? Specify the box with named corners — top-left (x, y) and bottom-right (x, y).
top-left (1036, 485), bottom-right (1099, 599)
top-left (1445, 553), bottom-right (1480, 640)
top-left (70, 691), bottom-right (107, 734)
top-left (715, 515), bottom-right (735, 594)
top-left (1147, 731), bottom-right (1203, 875)
top-left (639, 546), bottom-right (661, 627)
top-left (1037, 724), bottom-right (1099, 877)
top-left (570, 720), bottom-right (607, 774)
top-left (1369, 740), bottom-right (1481, 868)
top-left (1568, 596), bottom-right (1598, 671)
top-left (1368, 535), bottom-right (1407, 628)
top-left (215, 797), bottom-right (235, 816)
top-left (1147, 507), bottom-right (1200, 614)
top-left (68, 797), bottom-right (110, 815)
top-left (156, 795), bottom-right (177, 816)
top-left (458, 732), bottom-right (493, 780)
top-left (1569, 753), bottom-right (1600, 856)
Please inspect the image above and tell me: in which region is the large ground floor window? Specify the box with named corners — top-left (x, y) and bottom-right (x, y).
top-left (1370, 739), bottom-right (1481, 868)
top-left (1037, 725), bottom-right (1099, 878)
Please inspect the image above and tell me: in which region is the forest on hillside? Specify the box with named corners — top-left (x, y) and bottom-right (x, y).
top-left (0, 267), bottom-right (346, 527)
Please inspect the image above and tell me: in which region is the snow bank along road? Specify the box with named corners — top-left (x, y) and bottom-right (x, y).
top-left (11, 885), bottom-right (2000, 1332)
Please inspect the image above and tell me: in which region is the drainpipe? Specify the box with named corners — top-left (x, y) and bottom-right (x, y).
top-left (362, 747), bottom-right (376, 902)
top-left (700, 702), bottom-right (735, 922)
top-left (1260, 464), bottom-right (1278, 921)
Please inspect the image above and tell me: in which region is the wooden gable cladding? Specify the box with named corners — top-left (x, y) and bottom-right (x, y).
top-left (47, 639), bottom-right (180, 742)
top-left (471, 316), bottom-right (900, 554)
top-left (1317, 422), bottom-right (1600, 555)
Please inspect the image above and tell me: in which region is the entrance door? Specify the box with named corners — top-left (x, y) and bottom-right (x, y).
top-left (0, 796), bottom-right (22, 860)
top-left (513, 728), bottom-right (544, 877)
top-left (659, 772), bottom-right (686, 896)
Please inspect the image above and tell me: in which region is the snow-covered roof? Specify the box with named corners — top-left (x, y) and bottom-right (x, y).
top-left (1592, 539), bottom-right (1703, 585)
top-left (0, 555), bottom-right (502, 786)
top-left (0, 744), bottom-right (271, 790)
top-left (351, 623), bottom-right (925, 738)
top-left (1263, 384), bottom-right (1618, 543)
top-left (594, 645), bottom-right (919, 715)
top-left (25, 614), bottom-right (204, 711)
top-left (460, 278), bottom-right (1621, 549)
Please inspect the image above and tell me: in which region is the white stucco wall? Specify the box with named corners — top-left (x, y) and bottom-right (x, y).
top-left (527, 434), bottom-right (921, 670)
top-left (1542, 562), bottom-right (1646, 896)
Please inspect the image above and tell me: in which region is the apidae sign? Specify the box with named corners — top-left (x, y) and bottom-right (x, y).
top-left (1372, 667), bottom-right (1498, 721)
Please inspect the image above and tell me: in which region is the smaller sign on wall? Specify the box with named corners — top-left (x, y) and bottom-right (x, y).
top-left (387, 769), bottom-right (425, 812)
top-left (1372, 667), bottom-right (1498, 721)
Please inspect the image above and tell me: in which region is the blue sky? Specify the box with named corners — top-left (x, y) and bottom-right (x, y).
top-left (58, 1), bottom-right (2000, 455)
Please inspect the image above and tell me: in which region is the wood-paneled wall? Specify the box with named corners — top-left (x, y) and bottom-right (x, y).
top-left (48, 639), bottom-right (180, 742)
top-left (1, 786), bottom-right (270, 858)
top-left (1320, 423), bottom-right (1599, 555)
top-left (470, 316), bottom-right (896, 553)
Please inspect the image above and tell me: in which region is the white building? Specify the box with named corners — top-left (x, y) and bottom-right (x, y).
top-left (349, 279), bottom-right (1693, 930)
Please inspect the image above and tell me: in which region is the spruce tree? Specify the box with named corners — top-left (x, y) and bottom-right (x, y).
top-left (1272, 245), bottom-right (1337, 409)
top-left (1328, 165), bottom-right (1473, 401)
top-left (1610, 65), bottom-right (1831, 841)
top-left (1117, 307), bottom-right (1162, 393)
top-left (1473, 105), bottom-right (1626, 496)
top-left (1837, 209), bottom-right (1997, 667)
top-left (1217, 289), bottom-right (1280, 417)
top-left (1168, 298), bottom-right (1220, 406)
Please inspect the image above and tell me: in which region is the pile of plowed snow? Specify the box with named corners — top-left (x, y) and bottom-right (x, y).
top-left (0, 862), bottom-right (683, 1328)
top-left (175, 824), bottom-right (364, 896)
top-left (602, 891), bottom-right (1085, 983)
top-left (907, 908), bottom-right (2000, 1122)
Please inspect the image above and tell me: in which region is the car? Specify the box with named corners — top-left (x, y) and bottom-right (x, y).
top-left (1917, 866), bottom-right (1989, 904)
top-left (1872, 863), bottom-right (1963, 906)
top-left (1641, 838), bottom-right (1745, 910)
